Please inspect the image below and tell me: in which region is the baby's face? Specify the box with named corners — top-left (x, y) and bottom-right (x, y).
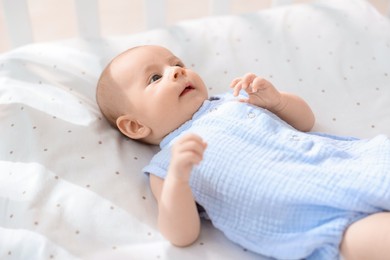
top-left (114, 45), bottom-right (208, 144)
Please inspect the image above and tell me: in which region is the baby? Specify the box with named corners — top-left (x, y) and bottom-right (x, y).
top-left (96, 45), bottom-right (390, 260)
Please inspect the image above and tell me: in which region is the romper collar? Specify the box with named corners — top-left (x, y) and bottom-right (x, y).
top-left (160, 96), bottom-right (222, 148)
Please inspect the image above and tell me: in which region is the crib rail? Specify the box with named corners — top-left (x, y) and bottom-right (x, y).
top-left (0, 0), bottom-right (296, 49)
top-left (1, 0), bottom-right (389, 50)
top-left (2, 0), bottom-right (33, 48)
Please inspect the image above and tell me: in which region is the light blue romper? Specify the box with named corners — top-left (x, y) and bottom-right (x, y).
top-left (143, 93), bottom-right (390, 259)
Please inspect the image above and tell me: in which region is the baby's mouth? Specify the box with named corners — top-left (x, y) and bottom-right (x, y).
top-left (180, 85), bottom-right (195, 97)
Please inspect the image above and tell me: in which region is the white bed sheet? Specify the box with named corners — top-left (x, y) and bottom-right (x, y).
top-left (1, 0), bottom-right (390, 259)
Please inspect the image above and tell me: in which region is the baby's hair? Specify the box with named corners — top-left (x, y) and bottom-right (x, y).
top-left (96, 46), bottom-right (141, 127)
top-left (96, 64), bottom-right (120, 127)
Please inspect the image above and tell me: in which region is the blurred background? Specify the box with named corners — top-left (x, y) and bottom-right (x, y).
top-left (0, 0), bottom-right (389, 53)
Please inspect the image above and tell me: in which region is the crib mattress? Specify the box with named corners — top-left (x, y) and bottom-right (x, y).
top-left (1, 0), bottom-right (390, 259)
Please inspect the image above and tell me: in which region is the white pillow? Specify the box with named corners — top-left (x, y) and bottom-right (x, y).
top-left (0, 0), bottom-right (389, 259)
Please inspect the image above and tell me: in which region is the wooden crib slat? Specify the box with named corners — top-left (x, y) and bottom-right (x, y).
top-left (211, 0), bottom-right (231, 15)
top-left (74, 0), bottom-right (100, 38)
top-left (2, 0), bottom-right (387, 51)
top-left (271, 0), bottom-right (294, 6)
top-left (144, 0), bottom-right (166, 29)
top-left (388, 4), bottom-right (390, 18)
top-left (1, 0), bottom-right (33, 47)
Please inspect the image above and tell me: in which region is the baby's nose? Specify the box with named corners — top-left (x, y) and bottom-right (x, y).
top-left (170, 66), bottom-right (185, 80)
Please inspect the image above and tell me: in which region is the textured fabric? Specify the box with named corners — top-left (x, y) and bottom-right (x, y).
top-left (143, 93), bottom-right (390, 259)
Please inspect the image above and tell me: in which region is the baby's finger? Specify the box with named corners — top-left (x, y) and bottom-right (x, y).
top-left (238, 98), bottom-right (249, 103)
top-left (177, 147), bottom-right (205, 167)
top-left (252, 77), bottom-right (268, 92)
top-left (232, 82), bottom-right (244, 97)
top-left (175, 134), bottom-right (207, 154)
top-left (241, 73), bottom-right (257, 90)
top-left (177, 133), bottom-right (203, 144)
top-left (229, 77), bottom-right (242, 88)
top-left (178, 150), bottom-right (204, 165)
top-left (179, 139), bottom-right (207, 156)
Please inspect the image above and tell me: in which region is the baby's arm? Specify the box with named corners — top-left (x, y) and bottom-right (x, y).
top-left (341, 212), bottom-right (390, 259)
top-left (230, 73), bottom-right (315, 132)
top-left (149, 134), bottom-right (207, 246)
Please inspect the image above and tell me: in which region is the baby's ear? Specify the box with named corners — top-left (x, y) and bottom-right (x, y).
top-left (116, 115), bottom-right (151, 140)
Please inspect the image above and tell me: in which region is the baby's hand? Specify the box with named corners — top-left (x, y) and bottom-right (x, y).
top-left (168, 134), bottom-right (207, 182)
top-left (230, 73), bottom-right (283, 110)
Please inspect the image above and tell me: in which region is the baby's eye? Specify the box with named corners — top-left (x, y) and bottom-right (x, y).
top-left (150, 74), bottom-right (162, 83)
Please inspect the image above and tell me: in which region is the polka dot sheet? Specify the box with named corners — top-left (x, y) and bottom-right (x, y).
top-left (1, 0), bottom-right (390, 259)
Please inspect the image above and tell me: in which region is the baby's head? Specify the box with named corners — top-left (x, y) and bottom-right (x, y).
top-left (96, 45), bottom-right (208, 144)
